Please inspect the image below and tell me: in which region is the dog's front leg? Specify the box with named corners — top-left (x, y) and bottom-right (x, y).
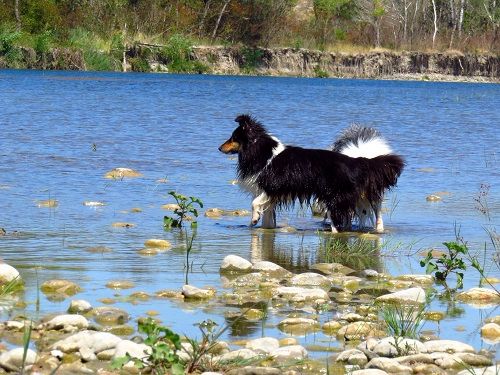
top-left (251, 192), bottom-right (270, 226)
top-left (261, 203), bottom-right (276, 229)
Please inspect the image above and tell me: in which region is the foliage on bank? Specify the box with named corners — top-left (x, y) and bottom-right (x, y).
top-left (0, 0), bottom-right (499, 73)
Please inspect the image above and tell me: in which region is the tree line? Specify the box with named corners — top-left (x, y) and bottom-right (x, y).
top-left (0, 0), bottom-right (498, 55)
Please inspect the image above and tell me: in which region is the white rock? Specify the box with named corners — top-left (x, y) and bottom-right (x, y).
top-left (181, 285), bottom-right (215, 299)
top-left (274, 286), bottom-right (329, 302)
top-left (375, 287), bottom-right (426, 304)
top-left (0, 263), bottom-right (21, 283)
top-left (336, 349), bottom-right (368, 366)
top-left (270, 345), bottom-right (308, 362)
top-left (456, 288), bottom-right (500, 304)
top-left (373, 337), bottom-right (426, 357)
top-left (220, 255), bottom-right (252, 273)
top-left (245, 337), bottom-right (280, 354)
top-left (215, 349), bottom-right (258, 362)
top-left (290, 272), bottom-right (331, 287)
top-left (0, 348), bottom-right (37, 372)
top-left (113, 340), bottom-right (151, 359)
top-left (278, 317), bottom-right (319, 328)
top-left (366, 357), bottom-right (413, 374)
top-left (41, 314), bottom-right (89, 332)
top-left (424, 339), bottom-right (474, 353)
top-left (52, 330), bottom-right (122, 354)
top-left (252, 261), bottom-right (288, 275)
top-left (351, 370), bottom-right (388, 375)
top-left (68, 299), bottom-right (92, 313)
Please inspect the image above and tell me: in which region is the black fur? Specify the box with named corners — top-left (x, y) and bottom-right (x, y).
top-left (221, 114), bottom-right (405, 230)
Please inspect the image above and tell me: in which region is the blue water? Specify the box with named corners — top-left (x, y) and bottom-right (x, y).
top-left (0, 70), bottom-right (499, 357)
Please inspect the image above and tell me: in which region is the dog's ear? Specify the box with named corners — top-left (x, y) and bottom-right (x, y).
top-left (235, 114), bottom-right (253, 129)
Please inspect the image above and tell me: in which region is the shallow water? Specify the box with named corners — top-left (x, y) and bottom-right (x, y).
top-left (0, 70), bottom-right (499, 358)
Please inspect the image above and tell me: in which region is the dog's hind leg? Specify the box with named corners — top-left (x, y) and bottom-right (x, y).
top-left (251, 192), bottom-right (271, 227)
top-left (373, 200), bottom-right (384, 233)
top-left (326, 211), bottom-right (339, 234)
top-left (261, 204), bottom-right (276, 229)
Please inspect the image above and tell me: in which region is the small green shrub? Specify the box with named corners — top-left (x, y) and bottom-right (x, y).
top-left (0, 24), bottom-right (24, 67)
top-left (164, 191), bottom-right (203, 228)
top-left (420, 241), bottom-right (467, 289)
top-left (111, 318), bottom-right (184, 375)
top-left (241, 47), bottom-right (263, 74)
top-left (161, 34), bottom-right (208, 73)
top-left (129, 56), bottom-right (150, 72)
top-left (314, 66), bottom-right (329, 78)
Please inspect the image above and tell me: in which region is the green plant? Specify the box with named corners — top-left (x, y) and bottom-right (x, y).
top-left (420, 241), bottom-right (467, 289)
top-left (161, 34), bottom-right (208, 73)
top-left (318, 234), bottom-right (382, 270)
top-left (163, 191), bottom-right (203, 228)
top-left (241, 47), bottom-right (263, 74)
top-left (381, 303), bottom-right (426, 356)
top-left (111, 318), bottom-right (184, 375)
top-left (0, 24), bottom-right (23, 67)
top-left (0, 276), bottom-right (24, 297)
top-left (314, 65), bottom-right (329, 78)
top-left (20, 321), bottom-right (33, 375)
top-left (381, 303), bottom-right (425, 339)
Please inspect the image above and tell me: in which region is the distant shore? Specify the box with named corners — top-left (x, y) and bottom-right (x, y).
top-left (1, 45), bottom-right (499, 83)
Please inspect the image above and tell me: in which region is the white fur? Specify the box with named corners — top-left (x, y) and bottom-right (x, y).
top-left (242, 137), bottom-right (284, 229)
top-left (340, 138), bottom-right (392, 159)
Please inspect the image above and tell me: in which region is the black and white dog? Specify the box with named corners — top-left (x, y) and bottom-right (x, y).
top-left (219, 115), bottom-right (404, 233)
top-left (331, 124), bottom-right (395, 231)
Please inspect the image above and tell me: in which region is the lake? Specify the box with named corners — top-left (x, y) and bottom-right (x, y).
top-left (0, 69), bottom-right (499, 359)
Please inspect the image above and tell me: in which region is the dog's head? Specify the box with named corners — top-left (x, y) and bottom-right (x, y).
top-left (218, 114), bottom-right (266, 154)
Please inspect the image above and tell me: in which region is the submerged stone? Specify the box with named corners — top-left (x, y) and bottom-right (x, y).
top-left (337, 321), bottom-right (385, 340)
top-left (111, 222), bottom-right (135, 228)
top-left (37, 199), bottom-right (58, 208)
top-left (105, 280), bottom-right (135, 289)
top-left (41, 279), bottom-right (81, 297)
top-left (456, 288), bottom-right (500, 304)
top-left (92, 306), bottom-right (129, 326)
top-left (480, 323), bottom-right (500, 341)
top-left (144, 239), bottom-right (171, 249)
top-left (104, 168), bottom-right (142, 179)
top-left (85, 246), bottom-right (112, 253)
top-left (181, 285), bottom-right (216, 300)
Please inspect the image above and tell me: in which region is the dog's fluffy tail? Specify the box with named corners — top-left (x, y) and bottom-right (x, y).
top-left (332, 124), bottom-right (392, 159)
top-left (364, 154), bottom-right (405, 202)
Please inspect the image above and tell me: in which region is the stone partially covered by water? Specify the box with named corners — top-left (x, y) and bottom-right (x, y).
top-left (480, 323), bottom-right (500, 342)
top-left (0, 263), bottom-right (21, 284)
top-left (40, 279), bottom-right (81, 297)
top-left (0, 347), bottom-right (37, 372)
top-left (375, 287), bottom-right (427, 304)
top-left (220, 255), bottom-right (253, 274)
top-left (39, 314), bottom-right (89, 332)
top-left (456, 288), bottom-right (500, 305)
top-left (92, 306), bottom-right (130, 326)
top-left (182, 284), bottom-right (216, 300)
top-left (104, 167), bottom-right (142, 179)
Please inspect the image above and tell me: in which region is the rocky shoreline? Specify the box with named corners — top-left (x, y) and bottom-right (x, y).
top-left (191, 47), bottom-right (500, 83)
top-left (0, 247), bottom-right (498, 374)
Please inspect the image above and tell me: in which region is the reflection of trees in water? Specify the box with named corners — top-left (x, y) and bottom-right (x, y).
top-left (224, 313), bottom-right (262, 337)
top-left (250, 230), bottom-right (384, 273)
